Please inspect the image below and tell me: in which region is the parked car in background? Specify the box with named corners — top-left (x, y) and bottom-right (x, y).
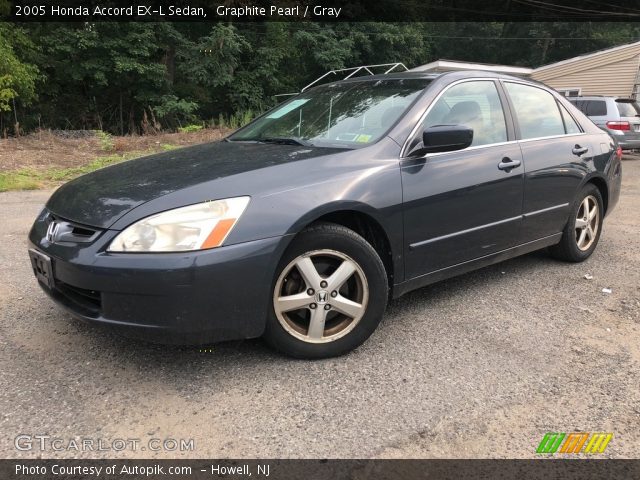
top-left (29, 71), bottom-right (622, 358)
top-left (568, 95), bottom-right (640, 150)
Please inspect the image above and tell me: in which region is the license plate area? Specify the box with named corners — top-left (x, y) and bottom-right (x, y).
top-left (634, 124), bottom-right (640, 132)
top-left (29, 249), bottom-right (54, 289)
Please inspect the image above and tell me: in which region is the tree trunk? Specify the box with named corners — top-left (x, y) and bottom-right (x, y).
top-left (128, 105), bottom-right (135, 135)
top-left (540, 37), bottom-right (552, 65)
top-left (165, 44), bottom-right (176, 85)
top-left (119, 92), bottom-right (124, 136)
top-left (12, 97), bottom-right (20, 137)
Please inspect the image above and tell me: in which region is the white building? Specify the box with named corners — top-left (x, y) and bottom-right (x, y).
top-left (412, 40), bottom-right (640, 98)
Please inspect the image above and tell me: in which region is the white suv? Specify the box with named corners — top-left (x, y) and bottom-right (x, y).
top-left (568, 96), bottom-right (640, 150)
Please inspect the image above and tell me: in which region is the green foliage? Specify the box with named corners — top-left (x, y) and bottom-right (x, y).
top-left (178, 124), bottom-right (204, 133)
top-left (152, 95), bottom-right (199, 125)
top-left (0, 169), bottom-right (41, 192)
top-left (0, 0), bottom-right (10, 16)
top-left (0, 24), bottom-right (38, 112)
top-left (95, 130), bottom-right (114, 151)
top-left (2, 21), bottom-right (639, 135)
top-left (216, 110), bottom-right (256, 129)
top-left (179, 24), bottom-right (249, 88)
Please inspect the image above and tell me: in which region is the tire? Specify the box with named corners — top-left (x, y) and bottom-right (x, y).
top-left (264, 222), bottom-right (388, 359)
top-left (549, 183), bottom-right (604, 262)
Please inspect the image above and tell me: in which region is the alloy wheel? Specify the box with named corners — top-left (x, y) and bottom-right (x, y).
top-left (273, 249), bottom-right (369, 344)
top-left (575, 195), bottom-right (599, 251)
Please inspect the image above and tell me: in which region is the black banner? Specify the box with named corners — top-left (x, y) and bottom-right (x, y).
top-left (3, 459), bottom-right (640, 480)
top-left (3, 0), bottom-right (640, 22)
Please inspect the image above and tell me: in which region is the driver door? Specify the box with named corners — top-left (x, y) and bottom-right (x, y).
top-left (401, 79), bottom-right (524, 279)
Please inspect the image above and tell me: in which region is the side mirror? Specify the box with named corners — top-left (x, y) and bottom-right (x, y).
top-left (413, 125), bottom-right (474, 155)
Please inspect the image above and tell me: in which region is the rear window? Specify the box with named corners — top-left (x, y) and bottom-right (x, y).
top-left (615, 99), bottom-right (640, 117)
top-left (569, 100), bottom-right (607, 117)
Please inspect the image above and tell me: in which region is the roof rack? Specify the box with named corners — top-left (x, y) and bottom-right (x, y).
top-left (274, 62), bottom-right (409, 99)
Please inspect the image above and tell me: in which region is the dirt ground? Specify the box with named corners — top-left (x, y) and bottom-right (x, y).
top-left (0, 128), bottom-right (231, 172)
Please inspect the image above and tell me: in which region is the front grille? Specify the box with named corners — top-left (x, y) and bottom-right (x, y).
top-left (54, 281), bottom-right (102, 315)
top-left (46, 213), bottom-right (102, 244)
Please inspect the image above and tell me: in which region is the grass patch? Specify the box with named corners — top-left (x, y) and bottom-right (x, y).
top-left (178, 124), bottom-right (204, 133)
top-left (0, 170), bottom-right (43, 192)
top-left (0, 150), bottom-right (150, 192)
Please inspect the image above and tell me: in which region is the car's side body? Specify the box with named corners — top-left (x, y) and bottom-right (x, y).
top-left (28, 70), bottom-right (622, 345)
top-left (568, 95), bottom-right (640, 150)
top-left (389, 72), bottom-right (620, 295)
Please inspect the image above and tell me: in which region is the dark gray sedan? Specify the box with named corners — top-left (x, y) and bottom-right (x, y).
top-left (28, 71), bottom-right (622, 358)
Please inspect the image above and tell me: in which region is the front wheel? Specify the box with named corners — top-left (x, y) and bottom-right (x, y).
top-left (549, 183), bottom-right (604, 262)
top-left (263, 223), bottom-right (388, 359)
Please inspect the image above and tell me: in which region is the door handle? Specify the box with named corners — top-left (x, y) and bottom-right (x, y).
top-left (572, 144), bottom-right (589, 156)
top-left (498, 157), bottom-right (521, 171)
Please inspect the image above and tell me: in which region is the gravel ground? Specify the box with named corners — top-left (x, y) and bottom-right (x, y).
top-left (0, 157), bottom-right (638, 459)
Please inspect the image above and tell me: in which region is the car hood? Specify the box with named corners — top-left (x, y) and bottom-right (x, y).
top-left (46, 141), bottom-right (345, 229)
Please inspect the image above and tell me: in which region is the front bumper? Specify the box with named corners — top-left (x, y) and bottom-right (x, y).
top-left (28, 211), bottom-right (291, 344)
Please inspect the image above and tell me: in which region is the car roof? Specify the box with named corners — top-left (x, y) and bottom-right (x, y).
top-left (322, 70), bottom-right (545, 88)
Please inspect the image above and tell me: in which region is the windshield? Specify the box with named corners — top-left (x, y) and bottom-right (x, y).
top-left (229, 79), bottom-right (431, 148)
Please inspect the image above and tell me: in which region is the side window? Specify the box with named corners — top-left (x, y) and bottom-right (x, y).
top-left (505, 83), bottom-right (565, 139)
top-left (558, 103), bottom-right (581, 134)
top-left (421, 81), bottom-right (508, 148)
top-left (569, 99), bottom-right (586, 114)
top-left (586, 100), bottom-right (607, 116)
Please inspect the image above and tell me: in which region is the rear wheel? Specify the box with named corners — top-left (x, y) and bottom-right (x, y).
top-left (549, 183), bottom-right (603, 262)
top-left (264, 223), bottom-right (387, 359)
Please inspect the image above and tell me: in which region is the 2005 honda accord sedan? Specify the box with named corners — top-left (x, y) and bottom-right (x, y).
top-left (29, 70), bottom-right (622, 358)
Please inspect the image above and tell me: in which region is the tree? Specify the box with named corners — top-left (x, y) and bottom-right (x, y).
top-left (2, 21), bottom-right (638, 135)
top-left (0, 24), bottom-right (38, 112)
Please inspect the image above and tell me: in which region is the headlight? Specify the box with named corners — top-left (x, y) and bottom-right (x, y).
top-left (108, 197), bottom-right (250, 252)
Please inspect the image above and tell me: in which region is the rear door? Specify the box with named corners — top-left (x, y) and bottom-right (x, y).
top-left (401, 79), bottom-right (524, 279)
top-left (503, 82), bottom-right (592, 242)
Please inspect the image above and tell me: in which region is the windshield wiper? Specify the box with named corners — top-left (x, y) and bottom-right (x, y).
top-left (260, 137), bottom-right (311, 146)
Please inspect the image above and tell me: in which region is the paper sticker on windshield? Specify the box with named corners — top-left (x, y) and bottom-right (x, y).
top-left (267, 99), bottom-right (310, 119)
top-left (355, 134), bottom-right (372, 143)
